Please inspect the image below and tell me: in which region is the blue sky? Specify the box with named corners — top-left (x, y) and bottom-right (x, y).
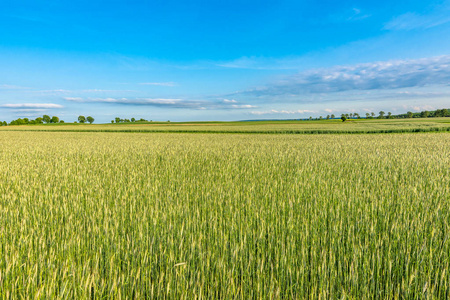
top-left (1, 0), bottom-right (450, 122)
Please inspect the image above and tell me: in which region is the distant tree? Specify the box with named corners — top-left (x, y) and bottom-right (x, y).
top-left (111, 120), bottom-right (114, 123)
top-left (51, 116), bottom-right (59, 123)
top-left (124, 119), bottom-right (130, 122)
top-left (365, 112), bottom-right (370, 119)
top-left (435, 109), bottom-right (449, 117)
top-left (60, 120), bottom-right (65, 123)
top-left (406, 111), bottom-right (413, 118)
top-left (378, 111), bottom-right (385, 119)
top-left (309, 116), bottom-right (313, 120)
top-left (131, 117), bottom-right (136, 122)
top-left (87, 116), bottom-right (94, 124)
top-left (354, 113), bottom-right (360, 119)
top-left (387, 112), bottom-right (392, 119)
top-left (326, 115), bottom-right (330, 120)
top-left (35, 117), bottom-right (43, 124)
top-left (421, 111), bottom-right (429, 118)
top-left (43, 115), bottom-right (51, 124)
top-left (139, 118), bottom-right (146, 122)
top-left (115, 117), bottom-right (120, 123)
top-left (331, 114), bottom-right (335, 119)
top-left (319, 116), bottom-right (323, 120)
top-left (371, 112), bottom-right (375, 118)
top-left (341, 115), bottom-right (347, 122)
top-left (78, 116), bottom-right (86, 123)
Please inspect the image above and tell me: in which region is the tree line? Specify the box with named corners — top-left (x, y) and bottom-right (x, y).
top-left (111, 117), bottom-right (148, 123)
top-left (307, 108), bottom-right (450, 121)
top-left (0, 115), bottom-right (95, 126)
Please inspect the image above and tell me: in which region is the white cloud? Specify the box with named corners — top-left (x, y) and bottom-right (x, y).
top-left (64, 97), bottom-right (211, 109)
top-left (63, 96), bottom-right (259, 111)
top-left (231, 104), bottom-right (257, 109)
top-left (223, 99), bottom-right (237, 103)
top-left (1, 103), bottom-right (63, 109)
top-left (64, 97), bottom-right (83, 101)
top-left (67, 97), bottom-right (179, 104)
top-left (411, 105), bottom-right (436, 111)
top-left (240, 55), bottom-right (450, 98)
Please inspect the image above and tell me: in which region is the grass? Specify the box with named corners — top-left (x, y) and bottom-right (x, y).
top-left (0, 131), bottom-right (449, 298)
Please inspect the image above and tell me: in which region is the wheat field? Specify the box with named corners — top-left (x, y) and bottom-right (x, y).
top-left (0, 131), bottom-right (449, 298)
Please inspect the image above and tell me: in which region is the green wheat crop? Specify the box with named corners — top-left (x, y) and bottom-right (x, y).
top-left (0, 131), bottom-right (449, 298)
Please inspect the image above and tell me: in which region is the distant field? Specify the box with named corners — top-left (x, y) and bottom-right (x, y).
top-left (2, 118), bottom-right (450, 134)
top-left (1, 131), bottom-right (449, 298)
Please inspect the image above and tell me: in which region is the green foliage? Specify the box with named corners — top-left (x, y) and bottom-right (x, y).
top-left (87, 116), bottom-right (95, 124)
top-left (51, 116), bottom-right (59, 123)
top-left (341, 115), bottom-right (347, 122)
top-left (78, 116), bottom-right (86, 123)
top-left (43, 115), bottom-right (51, 123)
top-left (112, 117), bottom-right (143, 123)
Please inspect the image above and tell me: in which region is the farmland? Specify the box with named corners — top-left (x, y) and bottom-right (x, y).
top-left (1, 130), bottom-right (449, 298)
top-left (2, 117), bottom-right (450, 134)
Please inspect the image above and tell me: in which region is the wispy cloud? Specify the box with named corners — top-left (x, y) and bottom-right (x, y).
top-left (346, 8), bottom-right (371, 21)
top-left (1, 103), bottom-right (63, 109)
top-left (239, 55), bottom-right (450, 98)
top-left (231, 104), bottom-right (257, 108)
top-left (139, 82), bottom-right (176, 86)
top-left (29, 89), bottom-right (136, 94)
top-left (64, 97), bottom-right (256, 110)
top-left (384, 2), bottom-right (450, 30)
top-left (216, 56), bottom-right (308, 70)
